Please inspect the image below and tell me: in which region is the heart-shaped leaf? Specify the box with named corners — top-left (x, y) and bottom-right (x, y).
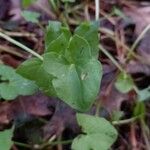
top-left (0, 128), bottom-right (13, 150)
top-left (72, 114), bottom-right (118, 150)
top-left (17, 58), bottom-right (56, 96)
top-left (17, 21), bottom-right (102, 111)
top-left (115, 72), bottom-right (134, 93)
top-left (66, 34), bottom-right (91, 62)
top-left (75, 22), bottom-right (99, 58)
top-left (43, 35), bottom-right (102, 111)
top-left (45, 21), bottom-right (62, 49)
top-left (46, 33), bottom-right (69, 54)
top-left (0, 64), bottom-right (38, 100)
top-left (45, 21), bottom-right (71, 52)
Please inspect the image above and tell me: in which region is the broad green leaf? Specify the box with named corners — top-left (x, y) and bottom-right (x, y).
top-left (21, 11), bottom-right (40, 23)
top-left (45, 21), bottom-right (62, 49)
top-left (45, 22), bottom-right (71, 51)
top-left (115, 72), bottom-right (134, 93)
top-left (75, 22), bottom-right (99, 58)
top-left (0, 128), bottom-right (13, 150)
top-left (72, 114), bottom-right (118, 150)
top-left (17, 58), bottom-right (41, 80)
top-left (0, 64), bottom-right (38, 100)
top-left (18, 21), bottom-right (102, 111)
top-left (17, 58), bottom-right (56, 96)
top-left (137, 86), bottom-right (150, 101)
top-left (61, 27), bottom-right (72, 40)
top-left (43, 34), bottom-right (102, 111)
top-left (22, 0), bottom-right (37, 8)
top-left (43, 51), bottom-right (102, 111)
top-left (72, 134), bottom-right (114, 150)
top-left (66, 35), bottom-right (91, 63)
top-left (46, 33), bottom-right (69, 53)
top-left (76, 114), bottom-right (117, 136)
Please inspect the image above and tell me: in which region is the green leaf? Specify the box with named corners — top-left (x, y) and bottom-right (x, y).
top-left (133, 102), bottom-right (145, 117)
top-left (45, 21), bottom-right (62, 49)
top-left (0, 128), bottom-right (13, 150)
top-left (22, 0), bottom-right (37, 8)
top-left (137, 86), bottom-right (150, 101)
top-left (43, 34), bottom-right (102, 111)
top-left (43, 52), bottom-right (102, 111)
top-left (0, 64), bottom-right (38, 100)
top-left (66, 35), bottom-right (91, 63)
top-left (115, 72), bottom-right (134, 93)
top-left (18, 21), bottom-right (102, 111)
top-left (75, 22), bottom-right (99, 58)
top-left (17, 58), bottom-right (56, 96)
top-left (45, 22), bottom-right (71, 51)
top-left (21, 11), bottom-right (40, 23)
top-left (46, 33), bottom-right (69, 53)
top-left (72, 114), bottom-right (118, 150)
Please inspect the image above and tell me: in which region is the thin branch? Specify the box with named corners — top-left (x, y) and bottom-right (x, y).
top-left (95, 0), bottom-right (100, 20)
top-left (0, 32), bottom-right (43, 61)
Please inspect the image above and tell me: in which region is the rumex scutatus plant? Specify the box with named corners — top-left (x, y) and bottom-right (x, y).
top-left (0, 21), bottom-right (118, 150)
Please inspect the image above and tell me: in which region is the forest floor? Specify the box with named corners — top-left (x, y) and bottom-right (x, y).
top-left (0, 0), bottom-right (150, 150)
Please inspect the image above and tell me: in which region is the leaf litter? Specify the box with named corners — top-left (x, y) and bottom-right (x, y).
top-left (0, 0), bottom-right (150, 150)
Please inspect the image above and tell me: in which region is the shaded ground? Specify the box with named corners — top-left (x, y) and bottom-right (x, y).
top-left (0, 0), bottom-right (150, 149)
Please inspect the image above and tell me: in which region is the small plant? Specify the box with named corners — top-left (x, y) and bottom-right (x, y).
top-left (17, 21), bottom-right (102, 111)
top-left (0, 21), bottom-right (118, 150)
top-left (72, 114), bottom-right (118, 150)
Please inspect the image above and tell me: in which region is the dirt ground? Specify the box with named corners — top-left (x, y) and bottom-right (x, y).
top-left (0, 0), bottom-right (150, 150)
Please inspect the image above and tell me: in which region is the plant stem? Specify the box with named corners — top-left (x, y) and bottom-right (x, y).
top-left (38, 22), bottom-right (46, 33)
top-left (49, 0), bottom-right (59, 14)
top-left (140, 119), bottom-right (150, 150)
top-left (14, 141), bottom-right (31, 149)
top-left (95, 101), bottom-right (101, 116)
top-left (0, 32), bottom-right (43, 61)
top-left (51, 139), bottom-right (73, 146)
top-left (95, 0), bottom-right (100, 20)
top-left (112, 116), bottom-right (139, 125)
top-left (128, 24), bottom-right (150, 58)
top-left (39, 139), bottom-right (72, 149)
top-left (99, 45), bottom-right (125, 72)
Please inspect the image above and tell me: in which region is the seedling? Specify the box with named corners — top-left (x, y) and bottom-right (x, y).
top-left (17, 21), bottom-right (102, 111)
top-left (0, 21), bottom-right (118, 150)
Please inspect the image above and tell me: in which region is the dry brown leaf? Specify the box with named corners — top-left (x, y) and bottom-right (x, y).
top-left (123, 6), bottom-right (150, 34)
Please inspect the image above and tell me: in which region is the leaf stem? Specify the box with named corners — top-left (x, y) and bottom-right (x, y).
top-left (140, 119), bottom-right (150, 150)
top-left (112, 116), bottom-right (139, 125)
top-left (99, 45), bottom-right (125, 72)
top-left (95, 0), bottom-right (100, 20)
top-left (50, 139), bottom-right (73, 146)
top-left (39, 139), bottom-right (72, 149)
top-left (128, 24), bottom-right (150, 58)
top-left (14, 141), bottom-right (31, 148)
top-left (0, 32), bottom-right (43, 61)
top-left (49, 0), bottom-right (59, 14)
